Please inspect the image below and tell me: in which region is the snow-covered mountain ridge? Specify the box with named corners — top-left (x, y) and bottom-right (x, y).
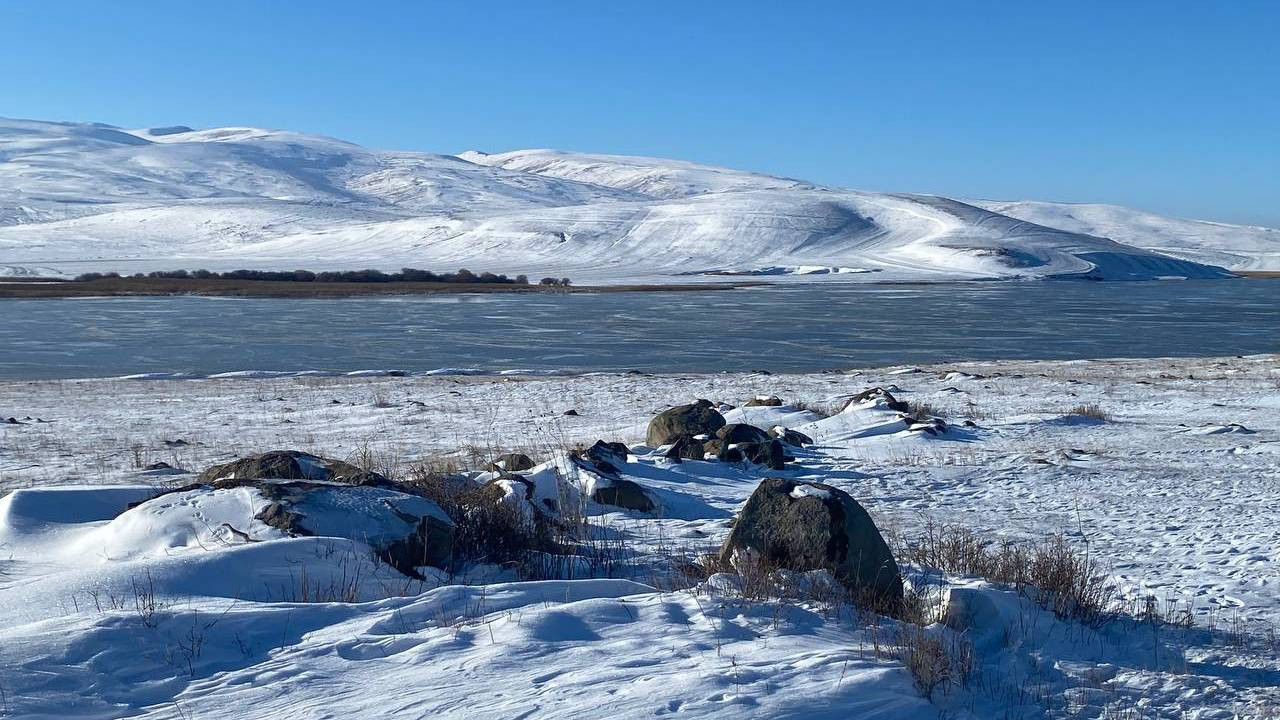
top-left (0, 117), bottom-right (1272, 282)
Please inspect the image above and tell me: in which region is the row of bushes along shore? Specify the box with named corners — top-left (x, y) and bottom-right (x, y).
top-left (73, 268), bottom-right (573, 286)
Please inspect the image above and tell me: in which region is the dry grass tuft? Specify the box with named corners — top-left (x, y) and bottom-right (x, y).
top-left (899, 521), bottom-right (1118, 627)
top-left (1068, 403), bottom-right (1111, 421)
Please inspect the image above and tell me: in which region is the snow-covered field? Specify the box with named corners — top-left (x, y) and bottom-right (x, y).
top-left (2, 355), bottom-right (1277, 718)
top-left (1, 118), bottom-right (1274, 283)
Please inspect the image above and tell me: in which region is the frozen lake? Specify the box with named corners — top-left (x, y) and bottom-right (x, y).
top-left (0, 280), bottom-right (1277, 379)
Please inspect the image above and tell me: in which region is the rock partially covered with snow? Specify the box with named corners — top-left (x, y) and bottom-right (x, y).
top-left (255, 480), bottom-right (453, 576)
top-left (581, 440), bottom-right (630, 473)
top-left (720, 478), bottom-right (902, 609)
top-left (566, 450), bottom-right (657, 513)
top-left (646, 399), bottom-right (725, 446)
top-left (123, 480), bottom-right (454, 577)
top-left (770, 426), bottom-right (814, 447)
top-left (843, 387), bottom-right (909, 413)
top-left (198, 450), bottom-right (389, 486)
top-left (744, 395), bottom-right (784, 407)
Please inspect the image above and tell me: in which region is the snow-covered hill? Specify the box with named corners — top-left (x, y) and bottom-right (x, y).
top-left (974, 200), bottom-right (1280, 272)
top-left (0, 117), bottom-right (1270, 281)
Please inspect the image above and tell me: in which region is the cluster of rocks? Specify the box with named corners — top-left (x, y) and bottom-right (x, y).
top-left (4, 415), bottom-right (50, 425)
top-left (125, 388), bottom-right (906, 612)
top-left (647, 398), bottom-right (812, 471)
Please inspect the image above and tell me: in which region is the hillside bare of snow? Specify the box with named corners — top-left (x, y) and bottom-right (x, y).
top-left (0, 118), bottom-right (1270, 282)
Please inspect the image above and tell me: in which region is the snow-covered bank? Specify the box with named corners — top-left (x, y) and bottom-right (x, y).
top-left (1, 118), bottom-right (1270, 283)
top-left (1, 355), bottom-right (1277, 717)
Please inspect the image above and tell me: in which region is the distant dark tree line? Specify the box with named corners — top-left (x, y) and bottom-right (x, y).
top-left (71, 268), bottom-right (568, 286)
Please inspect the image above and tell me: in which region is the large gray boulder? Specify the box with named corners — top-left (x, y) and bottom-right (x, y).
top-left (716, 423), bottom-right (772, 445)
top-left (719, 478), bottom-right (902, 610)
top-left (199, 450), bottom-right (389, 486)
top-left (590, 477), bottom-right (656, 513)
top-left (646, 400), bottom-right (725, 446)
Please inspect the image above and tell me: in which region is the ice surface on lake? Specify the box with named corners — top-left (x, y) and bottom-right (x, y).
top-left (1, 280), bottom-right (1278, 380)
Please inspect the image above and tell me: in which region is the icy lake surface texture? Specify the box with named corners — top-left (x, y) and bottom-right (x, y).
top-left (2, 280), bottom-right (1277, 379)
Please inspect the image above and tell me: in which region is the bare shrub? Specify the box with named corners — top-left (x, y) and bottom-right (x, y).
top-left (899, 521), bottom-right (1118, 627)
top-left (891, 623), bottom-right (974, 699)
top-left (403, 466), bottom-right (556, 569)
top-left (131, 570), bottom-right (165, 627)
top-left (369, 386), bottom-right (394, 408)
top-left (906, 401), bottom-right (942, 423)
top-left (1068, 403), bottom-right (1110, 421)
top-left (349, 442), bottom-right (404, 479)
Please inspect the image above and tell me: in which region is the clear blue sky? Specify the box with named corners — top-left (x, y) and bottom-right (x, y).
top-left (4, 1), bottom-right (1277, 226)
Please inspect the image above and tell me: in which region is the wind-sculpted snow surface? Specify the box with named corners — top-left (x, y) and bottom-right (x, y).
top-left (1, 355), bottom-right (1278, 717)
top-left (975, 199), bottom-right (1280, 271)
top-left (0, 117), bottom-right (1264, 280)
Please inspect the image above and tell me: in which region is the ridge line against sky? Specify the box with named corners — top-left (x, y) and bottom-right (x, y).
top-left (3, 1), bottom-right (1277, 226)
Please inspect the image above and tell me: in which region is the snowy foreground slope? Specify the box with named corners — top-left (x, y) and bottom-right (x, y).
top-left (1, 355), bottom-right (1278, 718)
top-left (0, 117), bottom-right (1270, 281)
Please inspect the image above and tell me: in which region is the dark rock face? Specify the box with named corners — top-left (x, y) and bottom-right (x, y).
top-left (717, 423), bottom-right (772, 445)
top-left (706, 437), bottom-right (787, 470)
top-left (591, 477), bottom-right (655, 513)
top-left (719, 478), bottom-right (902, 610)
top-left (663, 435), bottom-right (706, 462)
top-left (198, 450), bottom-right (389, 486)
top-left (646, 400), bottom-right (726, 446)
top-left (715, 442), bottom-right (743, 463)
top-left (490, 452), bottom-right (536, 472)
top-left (770, 427), bottom-right (814, 447)
top-left (582, 440), bottom-right (630, 474)
top-left (567, 444), bottom-right (655, 513)
top-left (905, 416), bottom-right (949, 436)
top-left (736, 440), bottom-right (788, 470)
top-left (744, 395), bottom-right (784, 407)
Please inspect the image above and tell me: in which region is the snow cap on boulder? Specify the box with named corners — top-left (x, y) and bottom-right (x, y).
top-left (843, 388), bottom-right (909, 413)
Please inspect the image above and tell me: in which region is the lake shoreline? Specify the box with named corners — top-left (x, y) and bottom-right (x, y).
top-left (0, 276), bottom-right (765, 298)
